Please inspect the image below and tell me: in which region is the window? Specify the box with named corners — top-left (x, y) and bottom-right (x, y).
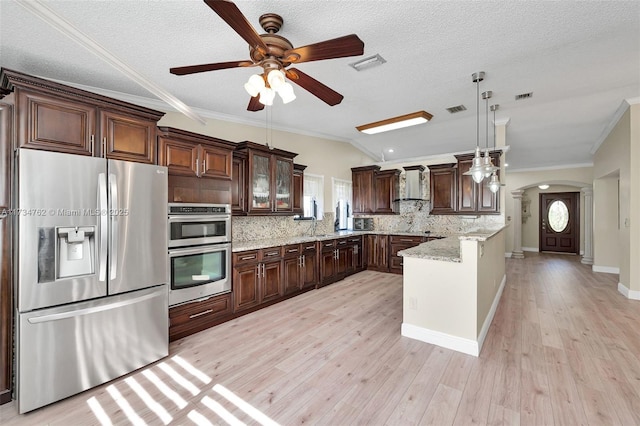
top-left (303, 174), bottom-right (324, 220)
top-left (332, 178), bottom-right (352, 230)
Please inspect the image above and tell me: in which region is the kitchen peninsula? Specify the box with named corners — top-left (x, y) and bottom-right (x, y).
top-left (399, 227), bottom-right (507, 356)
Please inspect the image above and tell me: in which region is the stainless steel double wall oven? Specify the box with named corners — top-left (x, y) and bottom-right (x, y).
top-left (168, 203), bottom-right (232, 306)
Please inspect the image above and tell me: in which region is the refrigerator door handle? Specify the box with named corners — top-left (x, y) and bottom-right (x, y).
top-left (27, 290), bottom-right (163, 324)
top-left (98, 173), bottom-right (108, 282)
top-left (109, 173), bottom-right (118, 280)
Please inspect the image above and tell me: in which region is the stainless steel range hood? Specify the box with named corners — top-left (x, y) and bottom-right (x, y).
top-left (398, 165), bottom-right (427, 201)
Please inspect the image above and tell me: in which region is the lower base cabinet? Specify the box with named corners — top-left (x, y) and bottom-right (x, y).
top-left (233, 247), bottom-right (283, 312)
top-left (389, 235), bottom-right (426, 274)
top-left (169, 293), bottom-right (233, 341)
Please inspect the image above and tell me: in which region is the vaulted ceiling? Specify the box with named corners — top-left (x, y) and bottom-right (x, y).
top-left (1, 0), bottom-right (638, 169)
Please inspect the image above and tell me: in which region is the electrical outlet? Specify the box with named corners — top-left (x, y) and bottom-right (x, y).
top-left (408, 297), bottom-right (417, 310)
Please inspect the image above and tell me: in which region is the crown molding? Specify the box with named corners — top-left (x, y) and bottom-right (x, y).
top-left (590, 97), bottom-right (640, 154)
top-left (17, 0), bottom-right (205, 124)
top-left (508, 162), bottom-right (593, 173)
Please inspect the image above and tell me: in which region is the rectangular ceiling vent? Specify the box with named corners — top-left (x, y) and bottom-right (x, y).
top-left (446, 105), bottom-right (467, 114)
top-left (349, 54), bottom-right (386, 71)
top-left (515, 92), bottom-right (533, 100)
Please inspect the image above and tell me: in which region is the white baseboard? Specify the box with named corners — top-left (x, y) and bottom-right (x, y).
top-left (522, 247), bottom-right (539, 252)
top-left (593, 265), bottom-right (620, 274)
top-left (401, 274), bottom-right (507, 357)
top-left (505, 252), bottom-right (512, 258)
top-left (618, 283), bottom-right (640, 300)
top-left (401, 323), bottom-right (479, 357)
top-left (477, 274), bottom-right (507, 355)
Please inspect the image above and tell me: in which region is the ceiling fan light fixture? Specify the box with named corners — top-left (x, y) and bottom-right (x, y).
top-left (356, 110), bottom-right (433, 135)
top-left (244, 73), bottom-right (265, 97)
top-left (258, 87), bottom-right (275, 106)
top-left (267, 69), bottom-right (286, 91)
top-left (278, 82), bottom-right (296, 104)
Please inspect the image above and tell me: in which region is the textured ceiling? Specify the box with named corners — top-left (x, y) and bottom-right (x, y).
top-left (1, 0), bottom-right (639, 170)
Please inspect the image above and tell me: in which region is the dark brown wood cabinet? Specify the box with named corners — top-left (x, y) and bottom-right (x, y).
top-left (348, 235), bottom-right (364, 273)
top-left (366, 234), bottom-right (389, 272)
top-left (389, 235), bottom-right (426, 274)
top-left (1, 69), bottom-right (164, 163)
top-left (319, 239), bottom-right (339, 287)
top-left (352, 165), bottom-right (400, 215)
top-left (0, 102), bottom-right (12, 404)
top-left (429, 163), bottom-right (457, 214)
top-left (169, 293), bottom-right (233, 341)
top-left (232, 247), bottom-right (283, 312)
top-left (282, 242), bottom-right (318, 295)
top-left (233, 142), bottom-right (297, 215)
top-left (158, 127), bottom-right (235, 204)
top-left (293, 163), bottom-right (306, 215)
top-left (232, 152), bottom-right (247, 214)
top-left (454, 152), bottom-right (500, 214)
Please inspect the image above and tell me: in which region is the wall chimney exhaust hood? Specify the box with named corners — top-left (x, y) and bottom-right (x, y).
top-left (396, 165), bottom-right (426, 201)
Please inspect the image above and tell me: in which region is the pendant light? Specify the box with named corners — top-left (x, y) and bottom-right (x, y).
top-left (487, 104), bottom-right (505, 193)
top-left (463, 71), bottom-right (487, 184)
top-left (481, 91), bottom-right (498, 177)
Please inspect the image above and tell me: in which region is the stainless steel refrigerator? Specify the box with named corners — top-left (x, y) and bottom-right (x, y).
top-left (15, 149), bottom-right (169, 413)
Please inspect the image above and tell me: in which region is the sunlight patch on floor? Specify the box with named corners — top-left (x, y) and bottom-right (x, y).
top-left (106, 384), bottom-right (146, 425)
top-left (172, 355), bottom-right (212, 384)
top-left (158, 362), bottom-right (200, 396)
top-left (213, 384), bottom-right (280, 426)
top-left (86, 396), bottom-right (113, 426)
top-left (142, 369), bottom-right (188, 409)
top-left (125, 377), bottom-right (172, 425)
top-left (201, 395), bottom-right (246, 426)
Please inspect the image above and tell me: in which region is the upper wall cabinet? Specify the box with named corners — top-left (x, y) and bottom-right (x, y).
top-left (233, 141), bottom-right (297, 216)
top-left (429, 163), bottom-right (457, 214)
top-left (454, 152), bottom-right (500, 214)
top-left (429, 151), bottom-right (501, 215)
top-left (0, 68), bottom-right (164, 164)
top-left (352, 165), bottom-right (400, 215)
top-left (293, 163), bottom-right (306, 215)
top-left (158, 127), bottom-right (235, 204)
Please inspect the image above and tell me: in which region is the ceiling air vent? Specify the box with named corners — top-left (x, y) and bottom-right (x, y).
top-left (446, 104), bottom-right (467, 114)
top-left (515, 92), bottom-right (533, 100)
top-left (349, 54), bottom-right (386, 71)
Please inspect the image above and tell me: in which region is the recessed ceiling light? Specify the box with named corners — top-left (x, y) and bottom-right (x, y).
top-left (504, 163), bottom-right (509, 167)
top-left (356, 110), bottom-right (433, 135)
top-left (538, 184), bottom-right (550, 190)
top-left (388, 149), bottom-right (394, 153)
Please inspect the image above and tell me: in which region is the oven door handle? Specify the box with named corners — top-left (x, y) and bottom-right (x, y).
top-left (168, 243), bottom-right (231, 257)
top-left (168, 215), bottom-right (231, 222)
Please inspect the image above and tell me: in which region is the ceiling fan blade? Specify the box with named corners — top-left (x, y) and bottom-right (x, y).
top-left (204, 0), bottom-right (269, 54)
top-left (286, 68), bottom-right (344, 106)
top-left (170, 60), bottom-right (253, 75)
top-left (283, 34), bottom-right (364, 64)
top-left (247, 95), bottom-right (264, 111)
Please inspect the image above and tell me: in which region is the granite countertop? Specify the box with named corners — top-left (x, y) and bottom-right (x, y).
top-left (231, 230), bottom-right (447, 252)
top-left (397, 226), bottom-right (507, 262)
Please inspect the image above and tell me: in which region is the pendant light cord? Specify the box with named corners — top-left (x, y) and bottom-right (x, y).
top-left (476, 76), bottom-right (480, 149)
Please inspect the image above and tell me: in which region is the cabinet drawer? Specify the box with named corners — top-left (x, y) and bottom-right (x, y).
top-left (233, 250), bottom-right (260, 265)
top-left (261, 246), bottom-right (283, 260)
top-left (283, 244), bottom-right (301, 257)
top-left (302, 242), bottom-right (318, 252)
top-left (336, 238), bottom-right (348, 246)
top-left (348, 236), bottom-right (363, 244)
top-left (389, 235), bottom-right (425, 244)
top-left (321, 240), bottom-right (336, 250)
top-left (169, 293), bottom-right (232, 327)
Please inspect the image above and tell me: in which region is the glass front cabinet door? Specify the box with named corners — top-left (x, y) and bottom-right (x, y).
top-left (274, 158), bottom-right (292, 212)
top-left (250, 152), bottom-right (272, 212)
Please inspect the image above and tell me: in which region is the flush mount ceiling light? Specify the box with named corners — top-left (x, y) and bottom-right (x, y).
top-left (356, 111), bottom-right (433, 135)
top-left (538, 184), bottom-right (550, 190)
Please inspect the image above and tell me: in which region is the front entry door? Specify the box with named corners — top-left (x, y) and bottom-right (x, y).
top-left (539, 192), bottom-right (579, 254)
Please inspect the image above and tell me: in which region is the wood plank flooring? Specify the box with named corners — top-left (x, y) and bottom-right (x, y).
top-left (1, 253), bottom-right (639, 425)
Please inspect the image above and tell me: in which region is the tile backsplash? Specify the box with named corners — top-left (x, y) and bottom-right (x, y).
top-left (232, 205), bottom-right (504, 242)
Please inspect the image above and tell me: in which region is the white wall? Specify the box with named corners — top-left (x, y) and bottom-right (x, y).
top-left (593, 175), bottom-right (620, 270)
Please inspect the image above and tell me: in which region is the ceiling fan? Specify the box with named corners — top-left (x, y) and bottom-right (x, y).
top-left (170, 0), bottom-right (365, 111)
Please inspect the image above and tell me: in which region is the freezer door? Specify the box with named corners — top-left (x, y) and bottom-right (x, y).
top-left (107, 159), bottom-right (168, 295)
top-left (17, 284), bottom-right (168, 413)
top-left (18, 149), bottom-right (107, 312)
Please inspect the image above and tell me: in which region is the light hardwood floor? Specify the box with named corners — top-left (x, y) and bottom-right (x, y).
top-left (1, 253), bottom-right (639, 425)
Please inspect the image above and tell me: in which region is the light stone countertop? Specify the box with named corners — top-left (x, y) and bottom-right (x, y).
top-left (231, 230), bottom-right (447, 252)
top-left (397, 226), bottom-right (507, 262)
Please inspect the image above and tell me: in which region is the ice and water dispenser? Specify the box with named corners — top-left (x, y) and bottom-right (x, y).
top-left (37, 226), bottom-right (96, 282)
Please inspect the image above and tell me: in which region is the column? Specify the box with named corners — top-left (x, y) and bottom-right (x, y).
top-left (511, 190), bottom-right (525, 259)
top-left (581, 186), bottom-right (594, 265)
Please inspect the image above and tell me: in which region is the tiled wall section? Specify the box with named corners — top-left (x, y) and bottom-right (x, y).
top-left (233, 213), bottom-right (336, 242)
top-left (232, 205), bottom-right (504, 242)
